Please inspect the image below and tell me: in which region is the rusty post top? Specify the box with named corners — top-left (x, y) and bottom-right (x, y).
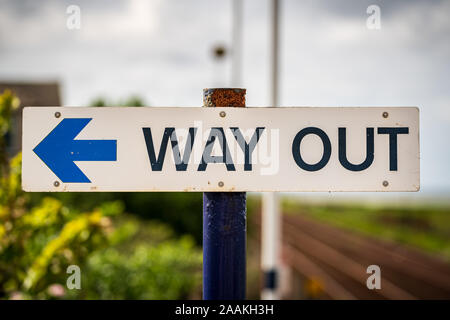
top-left (203, 88), bottom-right (246, 107)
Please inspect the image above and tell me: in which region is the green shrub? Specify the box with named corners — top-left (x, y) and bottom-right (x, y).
top-left (76, 236), bottom-right (202, 300)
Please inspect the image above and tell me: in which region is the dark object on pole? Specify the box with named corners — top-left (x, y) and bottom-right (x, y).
top-left (212, 45), bottom-right (227, 60)
top-left (203, 88), bottom-right (247, 300)
top-left (264, 269), bottom-right (278, 290)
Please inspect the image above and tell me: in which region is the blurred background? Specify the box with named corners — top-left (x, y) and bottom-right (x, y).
top-left (0, 0), bottom-right (449, 299)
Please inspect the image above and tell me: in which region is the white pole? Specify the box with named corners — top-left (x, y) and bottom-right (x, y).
top-left (261, 192), bottom-right (281, 299)
top-left (261, 0), bottom-right (281, 300)
top-left (232, 0), bottom-right (243, 87)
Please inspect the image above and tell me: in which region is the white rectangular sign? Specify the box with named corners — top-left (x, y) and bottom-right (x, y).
top-left (22, 107), bottom-right (419, 192)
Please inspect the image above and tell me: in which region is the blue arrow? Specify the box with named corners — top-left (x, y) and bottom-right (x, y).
top-left (33, 118), bottom-right (117, 183)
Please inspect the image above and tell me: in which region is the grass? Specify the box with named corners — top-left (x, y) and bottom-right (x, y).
top-left (283, 198), bottom-right (450, 261)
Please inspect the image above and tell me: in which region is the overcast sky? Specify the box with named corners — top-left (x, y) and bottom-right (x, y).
top-left (1, 0), bottom-right (449, 194)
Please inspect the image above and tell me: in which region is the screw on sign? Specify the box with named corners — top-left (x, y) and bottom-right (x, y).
top-left (21, 88), bottom-right (420, 300)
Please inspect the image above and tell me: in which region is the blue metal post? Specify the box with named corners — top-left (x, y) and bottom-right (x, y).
top-left (203, 88), bottom-right (247, 300)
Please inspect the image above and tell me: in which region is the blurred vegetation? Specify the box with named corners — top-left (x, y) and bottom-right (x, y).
top-left (28, 192), bottom-right (203, 244)
top-left (284, 199), bottom-right (450, 261)
top-left (0, 91), bottom-right (202, 300)
top-left (90, 95), bottom-right (145, 107)
top-left (65, 215), bottom-right (202, 299)
top-left (79, 233), bottom-right (201, 299)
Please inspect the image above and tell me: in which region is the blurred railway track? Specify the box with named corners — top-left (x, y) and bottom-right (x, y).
top-left (251, 212), bottom-right (450, 299)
